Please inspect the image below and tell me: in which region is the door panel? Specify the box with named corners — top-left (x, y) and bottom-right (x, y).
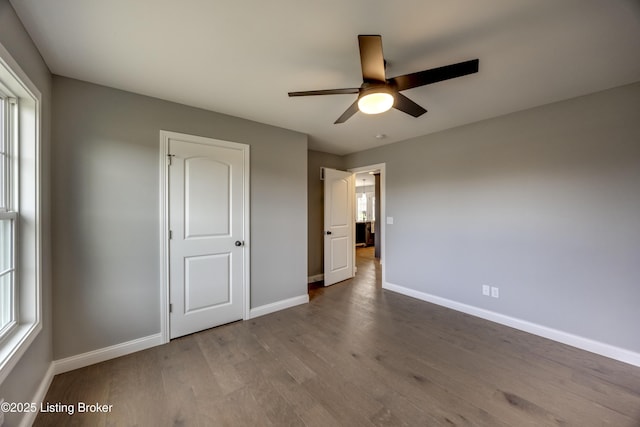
top-left (330, 237), bottom-right (349, 270)
top-left (184, 253), bottom-right (230, 312)
top-left (329, 178), bottom-right (349, 227)
top-left (323, 168), bottom-right (354, 286)
top-left (184, 158), bottom-right (230, 238)
top-left (168, 134), bottom-right (247, 339)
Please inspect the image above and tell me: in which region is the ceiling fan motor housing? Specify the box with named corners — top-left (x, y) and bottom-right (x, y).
top-left (357, 82), bottom-right (396, 114)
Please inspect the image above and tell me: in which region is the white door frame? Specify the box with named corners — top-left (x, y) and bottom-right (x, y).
top-left (348, 163), bottom-right (386, 285)
top-left (159, 130), bottom-right (250, 343)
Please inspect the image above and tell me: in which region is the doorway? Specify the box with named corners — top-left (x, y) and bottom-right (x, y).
top-left (349, 163), bottom-right (386, 284)
top-left (354, 171), bottom-right (378, 254)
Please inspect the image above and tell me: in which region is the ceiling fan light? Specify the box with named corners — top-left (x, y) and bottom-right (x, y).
top-left (358, 92), bottom-right (394, 115)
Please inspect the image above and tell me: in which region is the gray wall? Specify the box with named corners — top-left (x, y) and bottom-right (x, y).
top-left (344, 82), bottom-right (640, 353)
top-left (307, 150), bottom-right (344, 277)
top-left (52, 76), bottom-right (308, 359)
top-left (0, 1), bottom-right (53, 425)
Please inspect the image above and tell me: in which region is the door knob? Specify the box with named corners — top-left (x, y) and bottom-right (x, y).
top-left (326, 231), bottom-right (332, 235)
top-left (235, 241), bottom-right (243, 246)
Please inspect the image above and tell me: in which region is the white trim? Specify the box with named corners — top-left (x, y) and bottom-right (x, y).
top-left (159, 133), bottom-right (170, 343)
top-left (348, 163), bottom-right (386, 284)
top-left (249, 294), bottom-right (309, 319)
top-left (242, 144), bottom-right (251, 322)
top-left (384, 281), bottom-right (640, 368)
top-left (0, 39), bottom-right (43, 385)
top-left (0, 322), bottom-right (41, 384)
top-left (159, 131), bottom-right (250, 342)
top-left (308, 274), bottom-right (324, 284)
top-left (18, 362), bottom-right (55, 427)
top-left (52, 333), bottom-right (164, 375)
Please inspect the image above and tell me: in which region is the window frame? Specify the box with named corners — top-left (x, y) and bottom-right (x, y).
top-left (0, 91), bottom-right (18, 340)
top-left (0, 40), bottom-right (42, 385)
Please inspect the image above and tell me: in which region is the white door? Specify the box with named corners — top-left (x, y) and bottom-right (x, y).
top-left (323, 168), bottom-right (355, 286)
top-left (167, 133), bottom-right (248, 339)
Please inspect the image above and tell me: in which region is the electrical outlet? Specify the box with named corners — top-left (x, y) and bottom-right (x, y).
top-left (482, 285), bottom-right (490, 296)
top-left (491, 286), bottom-right (499, 298)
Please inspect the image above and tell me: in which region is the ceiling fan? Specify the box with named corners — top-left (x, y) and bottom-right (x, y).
top-left (288, 35), bottom-right (479, 124)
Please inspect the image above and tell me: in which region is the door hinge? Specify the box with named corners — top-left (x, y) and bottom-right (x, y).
top-left (169, 230), bottom-right (173, 239)
top-left (169, 303), bottom-right (173, 313)
top-left (167, 154), bottom-right (175, 166)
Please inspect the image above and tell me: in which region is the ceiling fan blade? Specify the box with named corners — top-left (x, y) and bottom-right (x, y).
top-left (334, 100), bottom-right (360, 124)
top-left (389, 59), bottom-right (479, 91)
top-left (288, 88), bottom-right (359, 97)
top-left (393, 93), bottom-right (427, 117)
top-left (358, 35), bottom-right (386, 82)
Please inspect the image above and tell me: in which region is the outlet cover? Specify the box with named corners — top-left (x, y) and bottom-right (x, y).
top-left (482, 285), bottom-right (490, 296)
top-left (491, 287), bottom-right (499, 298)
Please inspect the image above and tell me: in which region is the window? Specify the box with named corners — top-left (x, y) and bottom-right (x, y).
top-left (357, 191), bottom-right (367, 221)
top-left (0, 41), bottom-right (41, 384)
top-left (0, 92), bottom-right (17, 337)
top-left (356, 188), bottom-right (375, 222)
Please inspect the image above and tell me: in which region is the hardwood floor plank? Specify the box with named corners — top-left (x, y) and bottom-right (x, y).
top-left (205, 386), bottom-right (272, 427)
top-left (298, 403), bottom-right (342, 427)
top-left (245, 373), bottom-right (306, 426)
top-left (370, 390), bottom-right (440, 427)
top-left (104, 350), bottom-right (170, 426)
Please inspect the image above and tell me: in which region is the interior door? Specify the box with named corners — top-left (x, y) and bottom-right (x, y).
top-left (168, 134), bottom-right (248, 339)
top-left (323, 168), bottom-right (355, 286)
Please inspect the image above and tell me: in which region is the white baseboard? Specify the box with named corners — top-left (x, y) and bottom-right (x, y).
top-left (308, 274), bottom-right (324, 284)
top-left (383, 282), bottom-right (640, 368)
top-left (18, 362), bottom-right (55, 427)
top-left (52, 333), bottom-right (164, 375)
top-left (50, 295), bottom-right (308, 376)
top-left (249, 294), bottom-right (309, 319)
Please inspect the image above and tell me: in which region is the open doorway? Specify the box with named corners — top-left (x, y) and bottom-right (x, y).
top-left (308, 163), bottom-right (385, 295)
top-left (354, 172), bottom-right (378, 254)
top-left (349, 163), bottom-right (385, 284)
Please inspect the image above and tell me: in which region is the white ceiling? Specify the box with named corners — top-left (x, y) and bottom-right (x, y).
top-left (10, 0), bottom-right (640, 155)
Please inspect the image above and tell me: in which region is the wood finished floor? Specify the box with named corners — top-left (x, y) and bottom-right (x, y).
top-left (36, 247), bottom-right (640, 426)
